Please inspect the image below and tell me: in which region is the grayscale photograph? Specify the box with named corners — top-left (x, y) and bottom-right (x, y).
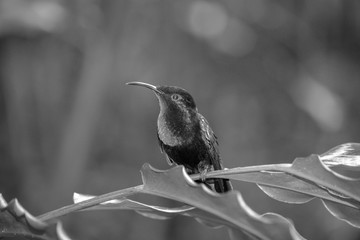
top-left (0, 0), bottom-right (359, 239)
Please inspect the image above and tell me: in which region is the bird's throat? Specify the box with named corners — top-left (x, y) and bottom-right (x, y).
top-left (157, 107), bottom-right (196, 147)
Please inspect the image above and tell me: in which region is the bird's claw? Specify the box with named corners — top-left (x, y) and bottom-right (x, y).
top-left (200, 170), bottom-right (208, 182)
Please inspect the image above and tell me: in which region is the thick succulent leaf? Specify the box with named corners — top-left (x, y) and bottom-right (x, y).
top-left (140, 164), bottom-right (305, 240)
top-left (74, 193), bottom-right (232, 227)
top-left (260, 213), bottom-right (301, 240)
top-left (74, 165), bottom-right (305, 239)
top-left (322, 200), bottom-right (360, 228)
top-left (228, 170), bottom-right (325, 204)
top-left (320, 143), bottom-right (360, 171)
top-left (73, 192), bottom-right (194, 220)
top-left (258, 155), bottom-right (360, 207)
top-left (289, 155), bottom-right (360, 202)
top-left (208, 164), bottom-right (357, 208)
top-left (203, 144), bottom-right (360, 227)
top-left (258, 185), bottom-right (314, 204)
top-left (0, 194), bottom-right (71, 240)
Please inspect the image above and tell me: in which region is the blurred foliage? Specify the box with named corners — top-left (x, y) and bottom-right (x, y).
top-left (0, 0), bottom-right (360, 239)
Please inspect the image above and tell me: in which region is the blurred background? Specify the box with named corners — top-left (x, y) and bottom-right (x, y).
top-left (0, 0), bottom-right (360, 239)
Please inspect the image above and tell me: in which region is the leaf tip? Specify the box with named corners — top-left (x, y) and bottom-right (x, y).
top-left (0, 193), bottom-right (7, 209)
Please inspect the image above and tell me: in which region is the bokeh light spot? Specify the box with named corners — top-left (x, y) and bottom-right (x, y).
top-left (291, 77), bottom-right (345, 132)
top-left (210, 18), bottom-right (257, 56)
top-left (187, 1), bottom-right (228, 39)
top-left (31, 1), bottom-right (66, 31)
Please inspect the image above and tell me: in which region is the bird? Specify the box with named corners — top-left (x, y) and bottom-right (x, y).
top-left (127, 82), bottom-right (232, 193)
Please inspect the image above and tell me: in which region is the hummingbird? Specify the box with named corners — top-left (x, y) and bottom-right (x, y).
top-left (127, 82), bottom-right (232, 193)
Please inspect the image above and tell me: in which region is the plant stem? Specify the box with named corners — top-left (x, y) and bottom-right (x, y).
top-left (190, 164), bottom-right (292, 181)
top-left (37, 185), bottom-right (144, 222)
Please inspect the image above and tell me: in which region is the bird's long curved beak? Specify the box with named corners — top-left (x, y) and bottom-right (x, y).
top-left (126, 82), bottom-right (162, 95)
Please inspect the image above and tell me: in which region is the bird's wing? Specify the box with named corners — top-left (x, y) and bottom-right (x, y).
top-left (157, 132), bottom-right (174, 165)
top-left (198, 113), bottom-right (223, 171)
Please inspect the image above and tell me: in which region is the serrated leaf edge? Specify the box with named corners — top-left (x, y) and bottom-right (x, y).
top-left (140, 164), bottom-right (305, 240)
top-left (0, 193), bottom-right (72, 240)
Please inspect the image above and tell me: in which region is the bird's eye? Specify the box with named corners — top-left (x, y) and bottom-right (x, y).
top-left (171, 94), bottom-right (181, 101)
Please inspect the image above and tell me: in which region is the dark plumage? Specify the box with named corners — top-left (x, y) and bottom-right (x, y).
top-left (127, 82), bottom-right (232, 193)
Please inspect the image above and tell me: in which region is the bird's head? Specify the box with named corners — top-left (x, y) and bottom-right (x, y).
top-left (127, 82), bottom-right (202, 146)
top-left (127, 82), bottom-right (199, 143)
top-left (126, 81), bottom-right (197, 114)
